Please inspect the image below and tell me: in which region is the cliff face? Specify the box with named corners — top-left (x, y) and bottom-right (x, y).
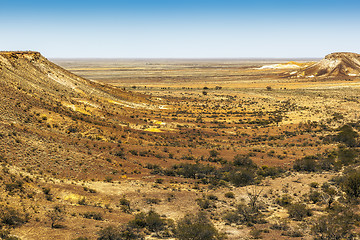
top-left (290, 52), bottom-right (360, 78)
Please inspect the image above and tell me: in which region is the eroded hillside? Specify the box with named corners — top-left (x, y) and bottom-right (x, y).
top-left (289, 52), bottom-right (360, 79)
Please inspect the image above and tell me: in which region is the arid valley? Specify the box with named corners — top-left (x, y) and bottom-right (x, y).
top-left (1, 51), bottom-right (360, 239)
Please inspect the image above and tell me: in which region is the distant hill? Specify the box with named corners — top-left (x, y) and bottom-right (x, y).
top-left (289, 52), bottom-right (360, 78)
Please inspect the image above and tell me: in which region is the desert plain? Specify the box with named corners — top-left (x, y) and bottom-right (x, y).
top-left (1, 52), bottom-right (360, 239)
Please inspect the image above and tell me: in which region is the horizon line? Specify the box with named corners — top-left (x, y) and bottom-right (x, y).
top-left (50, 57), bottom-right (321, 60)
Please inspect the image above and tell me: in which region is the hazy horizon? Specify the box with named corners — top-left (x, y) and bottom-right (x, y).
top-left (51, 57), bottom-right (321, 60)
top-left (1, 0), bottom-right (359, 59)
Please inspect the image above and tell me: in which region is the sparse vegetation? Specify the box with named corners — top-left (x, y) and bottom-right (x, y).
top-left (3, 52), bottom-right (360, 239)
top-left (47, 205), bottom-right (66, 228)
top-left (0, 205), bottom-right (27, 227)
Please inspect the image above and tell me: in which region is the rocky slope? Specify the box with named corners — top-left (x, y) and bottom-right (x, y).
top-left (289, 52), bottom-right (360, 78)
top-left (0, 51), bottom-right (162, 180)
top-left (0, 51), bottom-right (152, 118)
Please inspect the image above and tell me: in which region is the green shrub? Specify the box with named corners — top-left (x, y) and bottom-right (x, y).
top-left (114, 149), bottom-right (125, 159)
top-left (207, 194), bottom-right (218, 201)
top-left (0, 229), bottom-right (21, 240)
top-left (249, 228), bottom-right (262, 239)
top-left (129, 210), bottom-right (165, 233)
top-left (171, 163), bottom-right (215, 179)
top-left (236, 203), bottom-right (263, 225)
top-left (312, 207), bottom-right (359, 240)
top-left (270, 218), bottom-right (289, 231)
top-left (176, 212), bottom-right (223, 240)
top-left (128, 212), bottom-right (146, 229)
top-left (145, 198), bottom-right (161, 205)
top-left (42, 187), bottom-right (53, 201)
top-left (342, 170), bottom-right (360, 198)
top-left (334, 125), bottom-right (359, 147)
top-left (224, 192), bottom-right (235, 199)
top-left (78, 197), bottom-right (87, 205)
top-left (5, 180), bottom-right (24, 193)
top-left (83, 212), bottom-right (103, 220)
top-left (144, 210), bottom-right (165, 233)
top-left (293, 156), bottom-right (318, 172)
top-left (209, 150), bottom-right (219, 158)
top-left (42, 187), bottom-right (51, 195)
top-left (223, 211), bottom-right (240, 224)
top-left (309, 190), bottom-right (322, 204)
top-left (275, 194), bottom-right (292, 206)
top-left (287, 203), bottom-right (312, 221)
top-left (0, 206), bottom-right (26, 227)
top-left (155, 178), bottom-right (164, 184)
top-left (97, 225), bottom-right (142, 240)
top-left (229, 169), bottom-right (255, 187)
top-left (196, 198), bottom-right (214, 209)
top-left (257, 166), bottom-right (284, 178)
top-left (337, 146), bottom-right (357, 165)
top-left (233, 154), bottom-right (255, 168)
top-left (119, 196), bottom-right (130, 206)
top-left (129, 150), bottom-right (138, 156)
top-left (119, 196), bottom-right (131, 213)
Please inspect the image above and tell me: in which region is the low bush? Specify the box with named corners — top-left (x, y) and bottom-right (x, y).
top-left (0, 206), bottom-right (27, 227)
top-left (0, 229), bottom-right (21, 240)
top-left (233, 154), bottom-right (255, 168)
top-left (287, 203), bottom-right (312, 221)
top-left (228, 169), bottom-right (255, 187)
top-left (223, 211), bottom-right (240, 224)
top-left (5, 180), bottom-right (24, 193)
top-left (119, 196), bottom-right (131, 213)
top-left (129, 210), bottom-right (165, 234)
top-left (312, 206), bottom-right (360, 240)
top-left (47, 205), bottom-right (65, 228)
top-left (196, 198), bottom-right (214, 209)
top-left (97, 225), bottom-right (143, 240)
top-left (341, 170), bottom-right (360, 198)
top-left (334, 124), bottom-right (359, 147)
top-left (83, 212), bottom-right (103, 220)
top-left (309, 190), bottom-right (322, 204)
top-left (224, 192), bottom-right (235, 199)
top-left (293, 156), bottom-right (318, 172)
top-left (176, 212), bottom-right (223, 240)
top-left (275, 194), bottom-right (292, 206)
top-left (257, 165), bottom-right (284, 178)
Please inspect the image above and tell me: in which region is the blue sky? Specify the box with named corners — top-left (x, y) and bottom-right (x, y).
top-left (0, 0), bottom-right (359, 58)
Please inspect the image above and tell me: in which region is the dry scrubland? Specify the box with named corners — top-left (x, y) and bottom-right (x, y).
top-left (1, 52), bottom-right (360, 239)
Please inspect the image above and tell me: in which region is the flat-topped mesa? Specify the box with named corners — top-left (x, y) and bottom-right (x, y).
top-left (288, 52), bottom-right (360, 78)
top-left (0, 51), bottom-right (40, 54)
top-left (0, 51), bottom-right (41, 57)
top-left (324, 52), bottom-right (360, 60)
top-left (0, 51), bottom-right (43, 64)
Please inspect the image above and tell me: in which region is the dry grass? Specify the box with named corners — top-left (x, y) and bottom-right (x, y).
top-left (0, 53), bottom-right (360, 239)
